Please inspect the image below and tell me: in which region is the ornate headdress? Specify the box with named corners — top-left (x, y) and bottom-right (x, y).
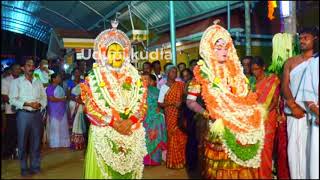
top-left (93, 20), bottom-right (131, 68)
top-left (199, 24), bottom-right (245, 80)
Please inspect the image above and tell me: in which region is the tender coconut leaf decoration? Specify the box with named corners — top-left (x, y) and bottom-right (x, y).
top-left (268, 33), bottom-right (300, 75)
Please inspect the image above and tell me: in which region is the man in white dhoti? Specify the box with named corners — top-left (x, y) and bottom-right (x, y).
top-left (297, 53), bottom-right (319, 179)
top-left (281, 27), bottom-right (318, 179)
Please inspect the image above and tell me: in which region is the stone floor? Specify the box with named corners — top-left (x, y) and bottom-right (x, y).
top-left (1, 146), bottom-right (189, 179)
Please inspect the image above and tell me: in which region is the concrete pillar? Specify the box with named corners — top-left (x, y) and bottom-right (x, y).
top-left (227, 1), bottom-right (231, 31)
top-left (244, 1), bottom-right (251, 56)
top-left (169, 0), bottom-right (177, 65)
top-left (283, 1), bottom-right (297, 34)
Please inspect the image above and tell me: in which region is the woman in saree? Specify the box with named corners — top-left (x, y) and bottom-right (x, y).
top-left (193, 23), bottom-right (266, 179)
top-left (46, 73), bottom-right (70, 148)
top-left (143, 74), bottom-right (167, 166)
top-left (67, 68), bottom-right (86, 150)
top-left (158, 65), bottom-right (187, 169)
top-left (251, 57), bottom-right (280, 179)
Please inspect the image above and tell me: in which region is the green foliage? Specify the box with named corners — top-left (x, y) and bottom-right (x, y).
top-left (122, 83), bottom-right (132, 91)
top-left (268, 33), bottom-right (300, 75)
top-left (88, 69), bottom-right (94, 76)
top-left (200, 70), bottom-right (208, 78)
top-left (212, 83), bottom-right (219, 88)
top-left (292, 34), bottom-right (301, 56)
top-left (119, 112), bottom-right (130, 120)
top-left (223, 128), bottom-right (260, 161)
top-left (95, 87), bottom-right (101, 93)
top-left (99, 94), bottom-right (104, 100)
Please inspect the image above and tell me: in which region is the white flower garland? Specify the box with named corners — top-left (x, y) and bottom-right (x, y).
top-left (199, 60), bottom-right (266, 168)
top-left (88, 64), bottom-right (146, 122)
top-left (83, 64), bottom-right (148, 177)
top-left (208, 120), bottom-right (264, 168)
top-left (92, 125), bottom-right (147, 178)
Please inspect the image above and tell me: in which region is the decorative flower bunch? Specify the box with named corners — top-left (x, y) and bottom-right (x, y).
top-left (92, 125), bottom-right (147, 178)
top-left (81, 63), bottom-right (148, 127)
top-left (80, 63), bottom-right (148, 178)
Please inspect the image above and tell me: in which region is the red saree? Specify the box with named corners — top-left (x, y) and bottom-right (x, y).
top-left (255, 74), bottom-right (280, 179)
top-left (163, 81), bottom-right (187, 169)
top-left (275, 98), bottom-right (291, 179)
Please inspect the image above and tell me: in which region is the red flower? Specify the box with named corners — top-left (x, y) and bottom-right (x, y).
top-left (125, 77), bottom-right (132, 84)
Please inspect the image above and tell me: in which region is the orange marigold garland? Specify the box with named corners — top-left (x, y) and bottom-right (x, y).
top-left (81, 65), bottom-right (147, 128)
top-left (195, 24), bottom-right (267, 168)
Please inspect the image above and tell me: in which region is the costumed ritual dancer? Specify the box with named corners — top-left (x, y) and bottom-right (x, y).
top-left (191, 22), bottom-right (266, 179)
top-left (81, 21), bottom-right (148, 179)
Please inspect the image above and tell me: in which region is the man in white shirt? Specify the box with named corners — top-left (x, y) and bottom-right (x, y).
top-left (9, 59), bottom-right (47, 177)
top-left (33, 59), bottom-right (54, 87)
top-left (1, 64), bottom-right (21, 159)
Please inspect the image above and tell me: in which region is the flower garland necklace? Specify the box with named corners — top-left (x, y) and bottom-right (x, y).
top-left (92, 125), bottom-right (147, 178)
top-left (81, 23), bottom-right (148, 179)
top-left (195, 57), bottom-right (266, 168)
top-left (82, 64), bottom-right (148, 178)
top-left (90, 63), bottom-right (146, 118)
top-left (213, 62), bottom-right (231, 88)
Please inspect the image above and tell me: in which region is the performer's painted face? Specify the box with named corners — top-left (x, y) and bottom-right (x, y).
top-left (107, 43), bottom-right (124, 68)
top-left (214, 39), bottom-right (228, 63)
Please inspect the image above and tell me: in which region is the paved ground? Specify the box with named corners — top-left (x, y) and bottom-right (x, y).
top-left (1, 146), bottom-right (189, 179)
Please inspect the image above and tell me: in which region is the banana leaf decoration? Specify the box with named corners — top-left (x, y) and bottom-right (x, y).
top-left (268, 33), bottom-right (300, 75)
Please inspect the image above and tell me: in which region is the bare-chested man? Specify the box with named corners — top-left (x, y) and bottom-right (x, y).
top-left (281, 27), bottom-right (318, 179)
